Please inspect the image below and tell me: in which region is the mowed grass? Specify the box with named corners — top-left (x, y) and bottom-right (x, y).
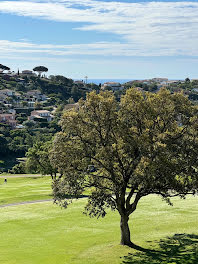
top-left (0, 176), bottom-right (52, 205)
top-left (0, 194), bottom-right (198, 264)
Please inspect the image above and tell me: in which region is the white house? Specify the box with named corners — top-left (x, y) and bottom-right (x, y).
top-left (28, 110), bottom-right (53, 122)
top-left (101, 82), bottom-right (124, 91)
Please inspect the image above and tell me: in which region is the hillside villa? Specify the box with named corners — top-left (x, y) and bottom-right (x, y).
top-left (28, 110), bottom-right (53, 122)
top-left (101, 82), bottom-right (124, 91)
top-left (0, 113), bottom-right (17, 128)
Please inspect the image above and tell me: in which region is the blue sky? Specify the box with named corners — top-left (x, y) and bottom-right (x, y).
top-left (0, 0), bottom-right (198, 79)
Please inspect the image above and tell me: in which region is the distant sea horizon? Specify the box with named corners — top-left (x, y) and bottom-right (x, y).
top-left (74, 78), bottom-right (183, 85)
top-left (74, 79), bottom-right (133, 85)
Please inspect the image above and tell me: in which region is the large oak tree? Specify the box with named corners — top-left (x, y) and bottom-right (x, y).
top-left (51, 88), bottom-right (198, 247)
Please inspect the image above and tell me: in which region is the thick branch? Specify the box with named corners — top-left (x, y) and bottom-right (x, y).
top-left (127, 192), bottom-right (142, 216)
top-left (126, 188), bottom-right (135, 210)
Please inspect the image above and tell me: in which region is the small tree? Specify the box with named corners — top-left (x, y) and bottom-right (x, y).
top-left (34, 101), bottom-right (43, 110)
top-left (51, 89), bottom-right (198, 247)
top-left (26, 141), bottom-right (58, 179)
top-left (23, 120), bottom-right (35, 129)
top-left (21, 101), bottom-right (28, 107)
top-left (185, 77), bottom-right (190, 83)
top-left (33, 66), bottom-right (48, 77)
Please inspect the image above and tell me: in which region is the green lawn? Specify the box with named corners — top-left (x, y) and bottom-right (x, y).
top-left (0, 176), bottom-right (52, 205)
top-left (0, 193), bottom-right (198, 264)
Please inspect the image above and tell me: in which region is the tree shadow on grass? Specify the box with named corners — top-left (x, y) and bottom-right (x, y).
top-left (121, 234), bottom-right (198, 264)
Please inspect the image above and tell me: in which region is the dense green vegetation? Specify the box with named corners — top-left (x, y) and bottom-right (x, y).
top-left (0, 72), bottom-right (101, 172)
top-left (0, 74), bottom-right (95, 105)
top-left (0, 193), bottom-right (197, 264)
top-left (0, 125), bottom-right (57, 172)
top-left (1, 72), bottom-right (198, 174)
top-left (124, 80), bottom-right (158, 92)
top-left (167, 78), bottom-right (198, 101)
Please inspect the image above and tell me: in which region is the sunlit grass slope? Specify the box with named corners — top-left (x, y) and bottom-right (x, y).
top-left (0, 176), bottom-right (52, 205)
top-left (0, 195), bottom-right (198, 264)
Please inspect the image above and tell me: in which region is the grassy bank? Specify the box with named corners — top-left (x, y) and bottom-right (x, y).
top-left (0, 195), bottom-right (198, 263)
top-left (0, 176), bottom-right (52, 205)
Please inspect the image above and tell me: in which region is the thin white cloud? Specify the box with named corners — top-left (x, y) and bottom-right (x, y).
top-left (0, 40), bottom-right (198, 57)
top-left (0, 39), bottom-right (198, 57)
top-left (0, 40), bottom-right (144, 56)
top-left (0, 1), bottom-right (198, 56)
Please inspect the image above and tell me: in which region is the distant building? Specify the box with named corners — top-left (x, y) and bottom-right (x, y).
top-left (26, 90), bottom-right (47, 101)
top-left (27, 101), bottom-right (35, 108)
top-left (28, 110), bottom-right (53, 122)
top-left (8, 109), bottom-right (16, 115)
top-left (0, 113), bottom-right (17, 128)
top-left (165, 80), bottom-right (181, 86)
top-left (101, 82), bottom-right (124, 91)
top-left (21, 70), bottom-right (36, 76)
top-left (192, 88), bottom-right (198, 93)
top-left (0, 89), bottom-right (15, 96)
top-left (74, 80), bottom-right (84, 85)
top-left (150, 78), bottom-right (169, 87)
top-left (152, 78), bottom-right (168, 83)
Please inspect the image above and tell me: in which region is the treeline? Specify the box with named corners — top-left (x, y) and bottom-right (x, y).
top-left (168, 78), bottom-right (198, 101)
top-left (0, 74), bottom-right (100, 104)
top-left (0, 117), bottom-right (61, 172)
top-left (124, 81), bottom-right (158, 92)
top-left (0, 73), bottom-right (101, 172)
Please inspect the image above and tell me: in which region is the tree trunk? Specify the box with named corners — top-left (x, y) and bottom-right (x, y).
top-left (58, 173), bottom-right (63, 180)
top-left (120, 215), bottom-right (133, 246)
